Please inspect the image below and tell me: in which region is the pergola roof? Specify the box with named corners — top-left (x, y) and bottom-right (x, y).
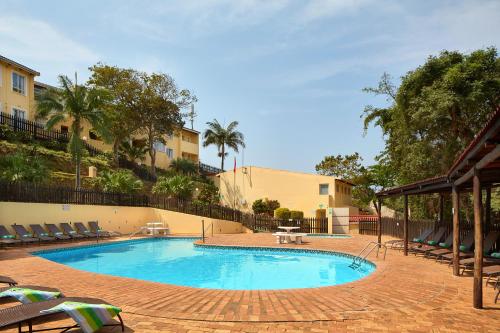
top-left (377, 107), bottom-right (500, 198)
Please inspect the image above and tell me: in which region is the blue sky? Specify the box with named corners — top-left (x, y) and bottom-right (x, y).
top-left (1, 0), bottom-right (499, 172)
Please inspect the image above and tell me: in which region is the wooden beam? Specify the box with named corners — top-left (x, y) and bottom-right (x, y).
top-left (485, 187), bottom-right (491, 228)
top-left (452, 185), bottom-right (460, 276)
top-left (454, 145), bottom-right (500, 187)
top-left (404, 194), bottom-right (409, 256)
top-left (439, 194), bottom-right (444, 224)
top-left (473, 170), bottom-right (483, 309)
top-left (377, 198), bottom-right (382, 246)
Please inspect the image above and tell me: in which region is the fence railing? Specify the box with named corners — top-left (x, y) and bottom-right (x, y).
top-left (241, 214), bottom-right (328, 233)
top-left (0, 112), bottom-right (103, 157)
top-left (199, 162), bottom-right (223, 175)
top-left (117, 157), bottom-right (157, 182)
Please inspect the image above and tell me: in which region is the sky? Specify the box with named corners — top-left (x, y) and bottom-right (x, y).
top-left (1, 0), bottom-right (499, 173)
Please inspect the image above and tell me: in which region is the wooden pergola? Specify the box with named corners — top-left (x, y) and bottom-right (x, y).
top-left (376, 108), bottom-right (500, 309)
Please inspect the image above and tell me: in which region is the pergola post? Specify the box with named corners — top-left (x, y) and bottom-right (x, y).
top-left (485, 187), bottom-right (491, 231)
top-left (472, 169), bottom-right (483, 309)
top-left (403, 194), bottom-right (409, 256)
top-left (438, 194), bottom-right (444, 224)
top-left (452, 185), bottom-right (460, 276)
top-left (377, 198), bottom-right (382, 245)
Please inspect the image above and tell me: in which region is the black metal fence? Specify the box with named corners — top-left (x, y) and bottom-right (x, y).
top-left (0, 112), bottom-right (103, 157)
top-left (241, 214), bottom-right (328, 233)
top-left (199, 162), bottom-right (223, 175)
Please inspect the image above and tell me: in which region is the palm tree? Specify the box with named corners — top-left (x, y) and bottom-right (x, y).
top-left (170, 158), bottom-right (197, 175)
top-left (37, 74), bottom-right (110, 188)
top-left (202, 119), bottom-right (245, 171)
top-left (119, 140), bottom-right (148, 164)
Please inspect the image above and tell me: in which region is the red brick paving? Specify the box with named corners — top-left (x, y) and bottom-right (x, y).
top-left (0, 233), bottom-right (499, 332)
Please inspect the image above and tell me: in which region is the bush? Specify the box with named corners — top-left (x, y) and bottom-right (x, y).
top-left (152, 175), bottom-right (194, 199)
top-left (195, 179), bottom-right (220, 205)
top-left (274, 207), bottom-right (291, 219)
top-left (290, 210), bottom-right (304, 219)
top-left (252, 198), bottom-right (281, 216)
top-left (89, 170), bottom-right (143, 193)
top-left (170, 158), bottom-right (198, 175)
top-left (0, 148), bottom-right (48, 183)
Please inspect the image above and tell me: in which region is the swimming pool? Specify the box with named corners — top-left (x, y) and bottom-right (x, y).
top-left (34, 238), bottom-right (374, 290)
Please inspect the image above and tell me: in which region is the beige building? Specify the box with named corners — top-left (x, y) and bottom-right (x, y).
top-left (0, 54), bottom-right (200, 170)
top-left (0, 55), bottom-right (39, 120)
top-left (216, 166), bottom-right (356, 218)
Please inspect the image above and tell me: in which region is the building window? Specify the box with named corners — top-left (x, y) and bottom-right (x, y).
top-left (319, 184), bottom-right (329, 195)
top-left (12, 72), bottom-right (26, 95)
top-left (12, 108), bottom-right (26, 119)
top-left (166, 148), bottom-right (174, 159)
top-left (60, 125), bottom-right (69, 134)
top-left (153, 141), bottom-right (167, 153)
top-left (89, 130), bottom-right (101, 141)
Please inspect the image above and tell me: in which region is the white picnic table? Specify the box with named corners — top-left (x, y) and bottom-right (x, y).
top-left (144, 222), bottom-right (169, 236)
top-left (276, 226), bottom-right (302, 243)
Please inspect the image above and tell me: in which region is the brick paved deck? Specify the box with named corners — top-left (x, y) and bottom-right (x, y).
top-left (0, 233), bottom-right (499, 332)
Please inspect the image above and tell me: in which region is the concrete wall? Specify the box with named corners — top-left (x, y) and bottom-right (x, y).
top-left (0, 202), bottom-right (242, 236)
top-left (217, 166), bottom-right (354, 217)
top-left (330, 206), bottom-right (359, 234)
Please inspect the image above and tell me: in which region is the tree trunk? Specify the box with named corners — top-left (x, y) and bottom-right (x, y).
top-left (148, 135), bottom-right (156, 178)
top-left (220, 145), bottom-right (225, 171)
top-left (75, 161), bottom-right (81, 189)
top-left (113, 139), bottom-right (120, 166)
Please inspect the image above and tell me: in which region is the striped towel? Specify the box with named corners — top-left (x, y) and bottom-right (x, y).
top-left (0, 287), bottom-right (62, 303)
top-left (40, 301), bottom-right (122, 333)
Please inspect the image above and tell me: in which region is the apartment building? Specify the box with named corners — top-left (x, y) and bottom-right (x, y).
top-left (1, 55), bottom-right (200, 170)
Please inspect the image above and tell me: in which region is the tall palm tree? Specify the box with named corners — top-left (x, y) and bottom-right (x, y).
top-left (119, 140), bottom-right (148, 164)
top-left (202, 119), bottom-right (245, 171)
top-left (37, 74), bottom-right (110, 188)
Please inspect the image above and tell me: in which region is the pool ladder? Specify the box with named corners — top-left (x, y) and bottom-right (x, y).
top-left (350, 241), bottom-right (387, 268)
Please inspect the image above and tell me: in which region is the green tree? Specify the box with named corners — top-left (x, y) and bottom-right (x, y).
top-left (90, 170), bottom-right (143, 193)
top-left (119, 140), bottom-right (148, 164)
top-left (315, 153), bottom-right (363, 179)
top-left (202, 119), bottom-right (245, 171)
top-left (37, 74), bottom-right (110, 188)
top-left (88, 64), bottom-right (142, 164)
top-left (170, 158), bottom-right (198, 175)
top-left (0, 149), bottom-right (48, 183)
top-left (195, 179), bottom-right (220, 205)
top-left (251, 198), bottom-right (280, 216)
top-left (152, 175), bottom-right (195, 200)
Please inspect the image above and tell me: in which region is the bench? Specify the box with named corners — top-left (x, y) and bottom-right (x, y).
top-left (272, 232), bottom-right (308, 244)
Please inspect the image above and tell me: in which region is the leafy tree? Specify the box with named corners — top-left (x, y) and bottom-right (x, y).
top-left (252, 198), bottom-right (280, 216)
top-left (195, 179), bottom-right (220, 205)
top-left (274, 207), bottom-right (291, 219)
top-left (0, 149), bottom-right (48, 183)
top-left (152, 175), bottom-right (194, 200)
top-left (315, 153), bottom-right (363, 179)
top-left (170, 158), bottom-right (198, 175)
top-left (88, 64), bottom-right (142, 164)
top-left (119, 140), bottom-right (148, 164)
top-left (202, 119), bottom-right (245, 171)
top-left (90, 170), bottom-right (143, 193)
top-left (135, 73), bottom-right (196, 177)
top-left (37, 74), bottom-right (110, 188)
top-left (363, 48), bottom-right (499, 217)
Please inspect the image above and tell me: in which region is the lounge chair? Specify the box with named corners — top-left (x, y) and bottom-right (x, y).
top-left (74, 222), bottom-right (97, 238)
top-left (0, 297), bottom-right (124, 332)
top-left (440, 231), bottom-right (500, 264)
top-left (60, 223), bottom-right (87, 239)
top-left (45, 224), bottom-right (71, 241)
top-left (0, 285), bottom-right (61, 304)
top-left (29, 224), bottom-right (56, 242)
top-left (88, 221), bottom-right (111, 237)
top-left (428, 231), bottom-right (474, 260)
top-left (413, 231), bottom-right (453, 256)
top-left (408, 227), bottom-right (446, 253)
top-left (482, 265), bottom-right (500, 286)
top-left (385, 228), bottom-right (433, 249)
top-left (0, 226), bottom-right (22, 246)
top-left (10, 225), bottom-right (39, 244)
top-left (0, 276), bottom-right (17, 286)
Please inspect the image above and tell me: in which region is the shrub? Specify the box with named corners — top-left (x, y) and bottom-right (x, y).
top-left (290, 210), bottom-right (304, 219)
top-left (252, 198), bottom-right (281, 216)
top-left (274, 207), bottom-right (291, 219)
top-left (152, 175), bottom-right (194, 199)
top-left (195, 179), bottom-right (220, 205)
top-left (0, 149), bottom-right (48, 183)
top-left (266, 199), bottom-right (280, 212)
top-left (170, 158), bottom-right (198, 175)
top-left (90, 170), bottom-right (143, 193)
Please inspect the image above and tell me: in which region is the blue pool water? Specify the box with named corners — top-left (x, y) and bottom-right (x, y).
top-left (35, 238), bottom-right (374, 290)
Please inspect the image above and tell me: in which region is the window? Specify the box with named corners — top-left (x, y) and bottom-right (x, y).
top-left (12, 108), bottom-right (26, 119)
top-left (60, 126), bottom-right (69, 134)
top-left (319, 184), bottom-right (329, 195)
top-left (166, 148), bottom-right (174, 159)
top-left (89, 130), bottom-right (101, 141)
top-left (153, 141), bottom-right (167, 153)
top-left (12, 72), bottom-right (26, 95)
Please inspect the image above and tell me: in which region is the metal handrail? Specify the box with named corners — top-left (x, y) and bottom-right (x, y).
top-left (350, 241), bottom-right (387, 268)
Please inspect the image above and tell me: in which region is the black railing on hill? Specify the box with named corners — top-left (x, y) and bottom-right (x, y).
top-left (0, 112), bottom-right (103, 157)
top-left (199, 162), bottom-right (223, 175)
top-left (118, 158), bottom-right (157, 182)
top-left (0, 181), bottom-right (243, 223)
